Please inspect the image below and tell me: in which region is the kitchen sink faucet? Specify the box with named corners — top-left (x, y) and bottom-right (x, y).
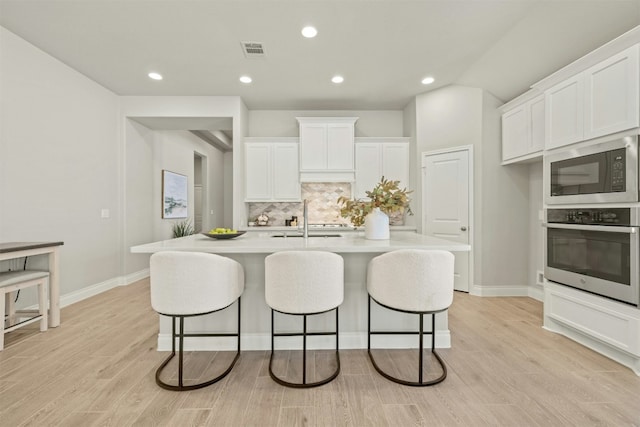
top-left (302, 199), bottom-right (309, 239)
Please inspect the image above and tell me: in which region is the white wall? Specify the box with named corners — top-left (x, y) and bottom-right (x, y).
top-left (0, 27), bottom-right (248, 307)
top-left (528, 162), bottom-right (544, 298)
top-left (411, 85), bottom-right (530, 295)
top-left (124, 119), bottom-right (155, 276)
top-left (152, 130), bottom-right (227, 238)
top-left (120, 95), bottom-right (248, 233)
top-left (0, 27), bottom-right (122, 303)
top-left (479, 92), bottom-right (529, 293)
top-left (248, 110), bottom-right (404, 137)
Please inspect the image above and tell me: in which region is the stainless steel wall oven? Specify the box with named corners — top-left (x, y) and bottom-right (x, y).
top-left (545, 207), bottom-right (639, 306)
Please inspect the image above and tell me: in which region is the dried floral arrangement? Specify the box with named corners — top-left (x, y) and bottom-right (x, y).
top-left (337, 177), bottom-right (413, 227)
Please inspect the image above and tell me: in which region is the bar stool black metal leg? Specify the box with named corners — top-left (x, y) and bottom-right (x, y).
top-left (419, 313), bottom-right (423, 385)
top-left (155, 300), bottom-right (242, 391)
top-left (269, 308), bottom-right (340, 388)
top-left (303, 314), bottom-right (307, 385)
top-left (367, 296), bottom-right (447, 387)
top-left (178, 316), bottom-right (185, 388)
top-left (367, 296), bottom-right (371, 352)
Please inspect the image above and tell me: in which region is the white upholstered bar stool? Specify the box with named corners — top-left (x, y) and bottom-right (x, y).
top-left (265, 251), bottom-right (344, 388)
top-left (0, 270), bottom-right (49, 350)
top-left (150, 251), bottom-right (244, 391)
top-left (367, 249), bottom-right (454, 386)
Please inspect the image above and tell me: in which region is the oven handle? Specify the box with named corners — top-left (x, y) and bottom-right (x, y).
top-left (543, 223), bottom-right (639, 234)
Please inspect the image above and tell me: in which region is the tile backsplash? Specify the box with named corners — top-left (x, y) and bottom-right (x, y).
top-left (248, 183), bottom-right (352, 226)
top-left (247, 182), bottom-right (406, 226)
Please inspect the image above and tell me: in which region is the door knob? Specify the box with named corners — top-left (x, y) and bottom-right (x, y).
top-left (460, 226), bottom-right (467, 231)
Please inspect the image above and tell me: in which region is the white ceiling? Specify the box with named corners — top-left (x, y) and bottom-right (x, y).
top-left (1, 0), bottom-right (639, 110)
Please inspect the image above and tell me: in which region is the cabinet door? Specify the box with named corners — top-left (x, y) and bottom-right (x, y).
top-left (382, 143), bottom-right (409, 190)
top-left (245, 143), bottom-right (272, 200)
top-left (529, 94), bottom-right (545, 153)
top-left (546, 74), bottom-right (584, 149)
top-left (327, 123), bottom-right (354, 170)
top-left (584, 45), bottom-right (639, 140)
top-left (299, 124), bottom-right (327, 171)
top-left (502, 104), bottom-right (528, 161)
top-left (355, 143), bottom-right (381, 199)
top-left (273, 143), bottom-right (301, 201)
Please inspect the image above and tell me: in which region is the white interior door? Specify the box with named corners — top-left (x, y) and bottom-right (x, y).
top-left (422, 147), bottom-right (472, 292)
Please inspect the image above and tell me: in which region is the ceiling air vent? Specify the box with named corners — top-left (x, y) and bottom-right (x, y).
top-left (241, 41), bottom-right (266, 58)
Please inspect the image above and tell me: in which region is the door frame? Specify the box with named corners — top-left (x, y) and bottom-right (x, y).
top-left (421, 144), bottom-right (474, 293)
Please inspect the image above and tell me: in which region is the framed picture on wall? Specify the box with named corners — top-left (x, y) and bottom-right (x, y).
top-left (162, 170), bottom-right (188, 219)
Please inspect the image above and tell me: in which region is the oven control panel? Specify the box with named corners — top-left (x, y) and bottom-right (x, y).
top-left (547, 208), bottom-right (631, 225)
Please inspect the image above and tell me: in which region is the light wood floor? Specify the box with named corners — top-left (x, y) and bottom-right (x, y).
top-left (2, 279), bottom-right (640, 426)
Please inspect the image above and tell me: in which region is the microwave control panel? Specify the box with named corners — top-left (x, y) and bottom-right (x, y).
top-left (610, 149), bottom-right (626, 191)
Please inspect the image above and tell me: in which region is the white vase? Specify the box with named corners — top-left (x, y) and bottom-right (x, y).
top-left (365, 208), bottom-right (390, 240)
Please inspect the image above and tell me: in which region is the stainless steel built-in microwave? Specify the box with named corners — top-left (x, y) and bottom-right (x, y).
top-left (544, 135), bottom-right (638, 205)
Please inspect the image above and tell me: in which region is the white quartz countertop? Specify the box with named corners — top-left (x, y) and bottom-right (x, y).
top-left (130, 231), bottom-right (470, 254)
top-left (242, 225), bottom-right (417, 232)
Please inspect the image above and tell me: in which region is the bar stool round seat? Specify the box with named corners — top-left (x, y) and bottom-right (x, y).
top-left (265, 250), bottom-right (344, 388)
top-left (150, 251), bottom-right (244, 391)
top-left (367, 249), bottom-right (454, 387)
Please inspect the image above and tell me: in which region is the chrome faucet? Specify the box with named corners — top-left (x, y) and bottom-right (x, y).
top-left (302, 199), bottom-right (309, 239)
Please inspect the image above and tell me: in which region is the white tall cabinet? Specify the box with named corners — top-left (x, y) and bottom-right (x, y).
top-left (244, 139), bottom-right (300, 202)
top-left (354, 138), bottom-right (410, 199)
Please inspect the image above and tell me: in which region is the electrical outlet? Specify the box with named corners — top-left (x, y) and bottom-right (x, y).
top-left (101, 209), bottom-right (110, 218)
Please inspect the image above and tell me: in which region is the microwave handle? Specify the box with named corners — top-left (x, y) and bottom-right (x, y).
top-left (543, 223), bottom-right (639, 234)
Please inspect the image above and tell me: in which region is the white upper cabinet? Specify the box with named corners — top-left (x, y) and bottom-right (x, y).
top-left (245, 141), bottom-right (300, 202)
top-left (326, 123), bottom-right (355, 170)
top-left (502, 104), bottom-right (527, 161)
top-left (530, 95), bottom-right (546, 153)
top-left (297, 117), bottom-right (358, 181)
top-left (546, 74), bottom-right (584, 149)
top-left (546, 44), bottom-right (639, 150)
top-left (245, 143), bottom-right (272, 200)
top-left (355, 139), bottom-right (409, 199)
top-left (298, 123), bottom-right (326, 170)
top-left (502, 94), bottom-right (545, 163)
top-left (584, 45), bottom-right (639, 140)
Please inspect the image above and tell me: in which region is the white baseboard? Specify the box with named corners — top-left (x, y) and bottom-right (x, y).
top-left (528, 284), bottom-right (544, 301)
top-left (125, 268), bottom-right (149, 285)
top-left (469, 283), bottom-right (543, 301)
top-left (157, 331), bottom-right (451, 352)
top-left (470, 284), bottom-right (530, 297)
top-left (57, 268), bottom-right (149, 309)
top-left (59, 277), bottom-right (123, 308)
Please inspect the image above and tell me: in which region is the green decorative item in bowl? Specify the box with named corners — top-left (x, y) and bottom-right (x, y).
top-left (337, 176), bottom-right (413, 227)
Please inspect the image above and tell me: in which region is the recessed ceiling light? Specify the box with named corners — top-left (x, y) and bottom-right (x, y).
top-left (331, 75), bottom-right (344, 84)
top-left (239, 75), bottom-right (252, 84)
top-left (301, 26), bottom-right (318, 38)
top-left (148, 72), bottom-right (163, 80)
top-left (421, 76), bottom-right (435, 85)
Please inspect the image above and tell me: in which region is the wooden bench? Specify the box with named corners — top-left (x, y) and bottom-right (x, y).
top-left (1, 270), bottom-right (49, 350)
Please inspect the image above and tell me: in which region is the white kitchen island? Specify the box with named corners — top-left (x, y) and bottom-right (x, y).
top-left (131, 231), bottom-right (470, 351)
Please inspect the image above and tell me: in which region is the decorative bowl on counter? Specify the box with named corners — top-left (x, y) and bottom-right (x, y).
top-left (202, 231), bottom-right (246, 240)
